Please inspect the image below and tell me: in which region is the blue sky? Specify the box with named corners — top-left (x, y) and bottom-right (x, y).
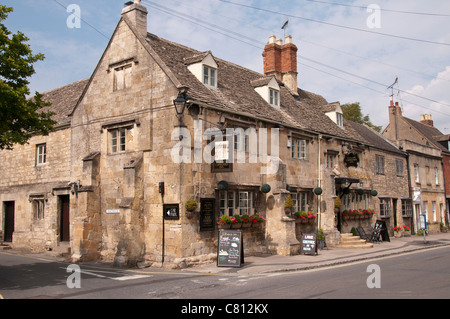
top-left (3, 0), bottom-right (450, 131)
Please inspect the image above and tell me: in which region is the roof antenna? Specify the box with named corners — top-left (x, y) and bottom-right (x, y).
top-left (387, 76), bottom-right (398, 105)
top-left (281, 19), bottom-right (289, 39)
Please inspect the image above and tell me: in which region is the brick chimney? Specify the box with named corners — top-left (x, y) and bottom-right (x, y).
top-left (262, 35), bottom-right (298, 95)
top-left (121, 0), bottom-right (148, 37)
top-left (420, 114), bottom-right (434, 127)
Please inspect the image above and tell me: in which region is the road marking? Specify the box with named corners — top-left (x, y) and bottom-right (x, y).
top-left (112, 274), bottom-right (152, 281)
top-left (61, 267), bottom-right (152, 281)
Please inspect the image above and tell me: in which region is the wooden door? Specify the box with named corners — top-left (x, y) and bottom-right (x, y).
top-left (59, 196), bottom-right (70, 242)
top-left (4, 202), bottom-right (15, 242)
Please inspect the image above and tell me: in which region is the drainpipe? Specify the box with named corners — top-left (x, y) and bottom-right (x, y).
top-left (406, 153), bottom-right (415, 234)
top-left (318, 134), bottom-right (322, 229)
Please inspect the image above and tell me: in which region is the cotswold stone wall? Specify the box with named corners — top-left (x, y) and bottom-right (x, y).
top-left (0, 128), bottom-right (72, 252)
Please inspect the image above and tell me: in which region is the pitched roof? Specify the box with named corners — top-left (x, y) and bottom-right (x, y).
top-left (345, 120), bottom-right (405, 156)
top-left (403, 117), bottom-right (450, 153)
top-left (40, 78), bottom-right (89, 125)
top-left (145, 33), bottom-right (364, 142)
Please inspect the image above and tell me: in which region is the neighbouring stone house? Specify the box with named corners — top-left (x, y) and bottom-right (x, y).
top-left (383, 102), bottom-right (448, 233)
top-left (345, 120), bottom-right (410, 234)
top-left (0, 1), bottom-right (423, 267)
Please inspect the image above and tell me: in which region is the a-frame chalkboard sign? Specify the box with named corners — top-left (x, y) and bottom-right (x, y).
top-left (217, 229), bottom-right (244, 267)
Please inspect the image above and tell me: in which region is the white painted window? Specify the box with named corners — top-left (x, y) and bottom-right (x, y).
top-left (36, 143), bottom-right (47, 166)
top-left (432, 201), bottom-right (436, 222)
top-left (292, 139), bottom-right (307, 160)
top-left (219, 190), bottom-right (255, 216)
top-left (379, 198), bottom-right (391, 218)
top-left (336, 112), bottom-right (343, 127)
top-left (414, 164), bottom-right (420, 183)
top-left (291, 192), bottom-right (308, 212)
top-left (269, 88), bottom-right (280, 107)
top-left (110, 128), bottom-right (127, 153)
top-left (203, 65), bottom-right (217, 87)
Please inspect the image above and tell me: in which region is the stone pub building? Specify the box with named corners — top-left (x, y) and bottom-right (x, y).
top-left (0, 1), bottom-right (447, 267)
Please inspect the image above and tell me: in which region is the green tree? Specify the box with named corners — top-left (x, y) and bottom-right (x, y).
top-left (0, 5), bottom-right (55, 150)
top-left (341, 102), bottom-right (382, 132)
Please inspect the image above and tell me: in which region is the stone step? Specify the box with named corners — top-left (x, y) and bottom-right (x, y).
top-left (0, 244), bottom-right (12, 250)
top-left (45, 242), bottom-right (71, 258)
top-left (337, 233), bottom-right (373, 249)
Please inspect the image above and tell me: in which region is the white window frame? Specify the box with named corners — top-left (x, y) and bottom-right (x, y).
top-left (401, 199), bottom-right (413, 217)
top-left (110, 128), bottom-right (127, 154)
top-left (219, 190), bottom-right (255, 216)
top-left (269, 88), bottom-right (280, 107)
top-left (291, 192), bottom-right (308, 212)
top-left (292, 139), bottom-right (307, 160)
top-left (36, 143), bottom-right (47, 166)
top-left (435, 167), bottom-right (439, 185)
top-left (432, 201), bottom-right (436, 222)
top-left (336, 112), bottom-right (343, 128)
top-left (342, 192), bottom-right (368, 211)
top-left (327, 153), bottom-right (336, 168)
top-left (203, 65), bottom-right (217, 88)
top-left (379, 198), bottom-right (391, 218)
top-left (414, 164), bottom-right (420, 183)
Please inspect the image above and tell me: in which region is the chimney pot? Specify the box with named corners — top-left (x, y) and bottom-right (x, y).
top-left (420, 114), bottom-right (434, 127)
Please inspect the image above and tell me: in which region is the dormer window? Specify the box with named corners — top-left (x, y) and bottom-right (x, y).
top-left (269, 88), bottom-right (280, 107)
top-left (251, 76), bottom-right (281, 109)
top-left (203, 65), bottom-right (217, 87)
top-left (186, 51), bottom-right (218, 89)
top-left (324, 102), bottom-right (344, 129)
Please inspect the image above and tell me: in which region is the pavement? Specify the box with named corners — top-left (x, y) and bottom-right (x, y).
top-left (183, 232), bottom-right (450, 275)
top-left (2, 233), bottom-right (450, 276)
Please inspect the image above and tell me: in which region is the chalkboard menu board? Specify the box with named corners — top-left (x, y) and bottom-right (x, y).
top-left (301, 233), bottom-right (318, 255)
top-left (217, 230), bottom-right (244, 268)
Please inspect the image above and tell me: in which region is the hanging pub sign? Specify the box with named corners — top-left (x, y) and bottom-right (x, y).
top-left (200, 198), bottom-right (215, 231)
top-left (344, 152), bottom-right (360, 168)
top-left (163, 204), bottom-right (180, 220)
